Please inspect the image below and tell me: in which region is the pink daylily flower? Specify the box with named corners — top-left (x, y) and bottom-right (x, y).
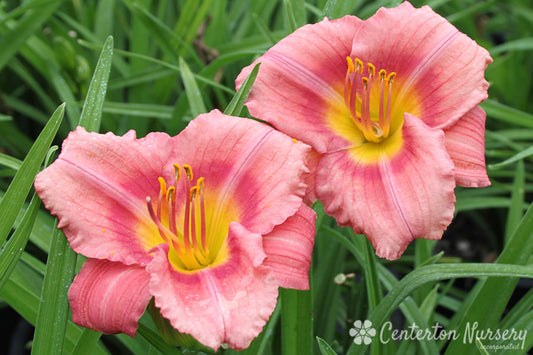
top-left (34, 110), bottom-right (316, 350)
top-left (236, 1), bottom-right (492, 260)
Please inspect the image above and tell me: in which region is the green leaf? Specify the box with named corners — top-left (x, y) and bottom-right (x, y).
top-left (0, 259), bottom-right (109, 355)
top-left (32, 227), bottom-right (78, 355)
top-left (137, 323), bottom-right (185, 355)
top-left (481, 100), bottom-right (533, 129)
top-left (0, 0), bottom-right (63, 71)
top-left (419, 284), bottom-right (439, 321)
top-left (499, 287), bottom-right (533, 331)
top-left (445, 202), bottom-right (533, 354)
top-left (490, 37), bottom-right (533, 55)
top-left (224, 63), bottom-right (260, 117)
top-left (346, 263), bottom-right (533, 355)
top-left (316, 337), bottom-right (337, 355)
top-left (72, 329), bottom-right (103, 355)
top-left (281, 288), bottom-right (314, 355)
top-left (474, 339), bottom-right (490, 355)
top-left (0, 103), bottom-right (65, 247)
top-left (122, 1), bottom-right (201, 65)
top-left (283, 0), bottom-right (299, 32)
top-left (179, 57), bottom-right (207, 117)
top-left (103, 102), bottom-right (174, 119)
top-left (362, 238), bottom-right (382, 312)
top-left (0, 152), bottom-right (22, 170)
top-left (79, 36), bottom-right (114, 132)
top-left (489, 146), bottom-right (533, 170)
top-left (325, 226), bottom-right (439, 355)
top-left (0, 192), bottom-right (41, 291)
top-left (505, 161), bottom-right (525, 244)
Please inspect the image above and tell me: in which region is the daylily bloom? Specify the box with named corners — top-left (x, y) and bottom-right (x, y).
top-left (34, 110), bottom-right (316, 350)
top-left (236, 1), bottom-right (492, 260)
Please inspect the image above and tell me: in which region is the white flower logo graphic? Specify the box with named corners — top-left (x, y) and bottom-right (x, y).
top-left (349, 320), bottom-right (376, 345)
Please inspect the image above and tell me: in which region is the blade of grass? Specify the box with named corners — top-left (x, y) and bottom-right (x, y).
top-left (445, 200), bottom-right (533, 354)
top-left (489, 146), bottom-right (533, 170)
top-left (33, 37), bottom-right (115, 354)
top-left (285, 0), bottom-right (307, 27)
top-left (103, 102), bottom-right (174, 119)
top-left (72, 329), bottom-right (103, 355)
top-left (283, 0), bottom-right (299, 33)
top-left (32, 226), bottom-right (78, 355)
top-left (480, 100), bottom-right (533, 129)
top-left (0, 103), bottom-right (65, 247)
top-left (0, 259), bottom-right (109, 355)
top-left (325, 226), bottom-right (440, 355)
top-left (362, 237), bottom-right (382, 312)
top-left (346, 263), bottom-right (533, 355)
top-left (316, 337), bottom-right (337, 355)
top-left (281, 288), bottom-right (314, 355)
top-left (0, 152), bottom-right (22, 170)
top-left (490, 37), bottom-right (533, 55)
top-left (79, 36), bottom-right (114, 132)
top-left (0, 192), bottom-right (41, 291)
top-left (505, 161), bottom-right (525, 244)
top-left (179, 57), bottom-right (207, 117)
top-left (121, 0), bottom-right (202, 66)
top-left (224, 63), bottom-right (260, 117)
top-left (137, 323), bottom-right (184, 355)
top-left (499, 287), bottom-right (533, 330)
top-left (0, 0), bottom-right (63, 71)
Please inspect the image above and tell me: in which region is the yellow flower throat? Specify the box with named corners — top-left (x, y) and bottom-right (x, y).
top-left (146, 164), bottom-right (227, 272)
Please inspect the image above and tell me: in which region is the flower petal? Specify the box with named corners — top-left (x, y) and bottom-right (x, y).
top-left (236, 16), bottom-right (363, 153)
top-left (350, 2), bottom-right (492, 129)
top-left (172, 109), bottom-right (312, 235)
top-left (302, 148), bottom-right (320, 205)
top-left (68, 258), bottom-right (152, 337)
top-left (444, 106), bottom-right (490, 187)
top-left (262, 203), bottom-right (316, 290)
top-left (148, 222), bottom-right (279, 350)
top-left (34, 128), bottom-right (175, 265)
top-left (316, 113), bottom-right (456, 260)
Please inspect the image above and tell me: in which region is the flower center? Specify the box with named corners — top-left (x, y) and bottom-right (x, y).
top-left (344, 57), bottom-right (396, 143)
top-left (146, 164), bottom-right (223, 272)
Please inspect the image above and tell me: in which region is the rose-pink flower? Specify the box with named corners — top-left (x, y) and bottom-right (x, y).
top-left (236, 1), bottom-right (492, 260)
top-left (34, 110), bottom-right (316, 350)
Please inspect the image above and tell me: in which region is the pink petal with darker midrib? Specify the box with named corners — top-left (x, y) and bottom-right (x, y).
top-left (316, 114), bottom-right (456, 260)
top-left (68, 258), bottom-right (152, 336)
top-left (147, 222), bottom-right (279, 351)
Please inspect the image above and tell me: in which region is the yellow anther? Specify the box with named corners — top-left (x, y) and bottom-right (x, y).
top-left (190, 186), bottom-right (198, 200)
top-left (362, 77), bottom-right (369, 88)
top-left (183, 164), bottom-right (193, 181)
top-left (166, 186), bottom-right (176, 203)
top-left (158, 177), bottom-right (167, 194)
top-left (355, 58), bottom-right (364, 73)
top-left (367, 63), bottom-right (375, 78)
top-left (346, 57), bottom-right (355, 73)
top-left (196, 177), bottom-right (205, 194)
top-left (387, 72), bottom-right (396, 85)
top-left (379, 69), bottom-right (387, 81)
top-left (173, 164), bottom-right (181, 181)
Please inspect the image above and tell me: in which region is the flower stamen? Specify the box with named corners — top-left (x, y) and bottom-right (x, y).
top-left (345, 57), bottom-right (397, 143)
top-left (147, 166), bottom-right (213, 271)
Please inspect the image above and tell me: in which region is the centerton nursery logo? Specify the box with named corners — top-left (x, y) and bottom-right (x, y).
top-left (349, 320), bottom-right (527, 350)
top-left (349, 320), bottom-right (376, 345)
